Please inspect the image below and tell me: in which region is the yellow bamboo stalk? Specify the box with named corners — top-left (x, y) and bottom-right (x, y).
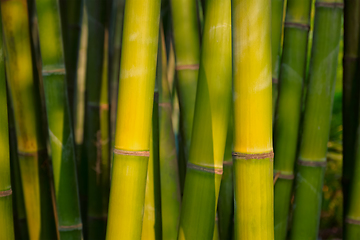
top-left (105, 0), bottom-right (161, 238)
top-left (232, 0), bottom-right (273, 239)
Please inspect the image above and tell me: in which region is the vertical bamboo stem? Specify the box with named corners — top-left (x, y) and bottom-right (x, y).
top-left (218, 117), bottom-right (234, 240)
top-left (342, 0), bottom-right (360, 216)
top-left (271, 0), bottom-right (286, 117)
top-left (178, 0), bottom-right (232, 238)
top-left (59, 0), bottom-right (84, 118)
top-left (105, 0), bottom-right (161, 238)
top-left (232, 0), bottom-right (273, 239)
top-left (35, 0), bottom-right (83, 238)
top-left (273, 0), bottom-right (312, 239)
top-left (1, 0), bottom-right (57, 239)
top-left (0, 14), bottom-right (15, 239)
top-left (159, 25), bottom-right (181, 240)
top-left (289, 1), bottom-right (343, 239)
top-left (83, 0), bottom-right (109, 238)
top-left (170, 0), bottom-right (201, 191)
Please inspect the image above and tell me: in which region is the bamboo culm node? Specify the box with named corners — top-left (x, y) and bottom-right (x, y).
top-left (297, 159), bottom-right (327, 167)
top-left (187, 162), bottom-right (223, 175)
top-left (284, 22), bottom-right (310, 31)
top-left (175, 64), bottom-right (200, 71)
top-left (315, 2), bottom-right (344, 8)
top-left (0, 189), bottom-right (12, 197)
top-left (232, 151), bottom-right (274, 160)
top-left (346, 218), bottom-right (360, 225)
top-left (113, 149), bottom-right (150, 157)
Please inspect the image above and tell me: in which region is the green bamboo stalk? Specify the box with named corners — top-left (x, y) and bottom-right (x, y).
top-left (141, 79), bottom-right (162, 240)
top-left (342, 0), bottom-right (360, 216)
top-left (1, 0), bottom-right (57, 239)
top-left (232, 0), bottom-right (273, 239)
top-left (344, 100), bottom-right (360, 239)
top-left (289, 1), bottom-right (343, 239)
top-left (159, 26), bottom-right (181, 240)
top-left (83, 0), bottom-right (109, 238)
top-left (74, 8), bottom-right (88, 239)
top-left (59, 0), bottom-right (84, 118)
top-left (108, 0), bottom-right (125, 149)
top-left (35, 0), bottom-right (83, 238)
top-left (273, 1), bottom-right (312, 239)
top-left (271, 0), bottom-right (286, 117)
top-left (0, 14), bottom-right (15, 239)
top-left (8, 94), bottom-right (29, 240)
top-left (218, 117), bottom-right (233, 240)
top-left (170, 0), bottom-right (201, 191)
top-left (178, 0), bottom-right (232, 238)
top-left (105, 0), bottom-right (161, 238)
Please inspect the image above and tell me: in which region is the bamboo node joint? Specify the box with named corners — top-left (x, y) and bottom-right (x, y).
top-left (113, 149), bottom-right (150, 157)
top-left (187, 162), bottom-right (223, 175)
top-left (58, 223), bottom-right (83, 231)
top-left (272, 78), bottom-right (279, 84)
top-left (345, 217), bottom-right (360, 225)
top-left (315, 2), bottom-right (344, 8)
top-left (232, 151), bottom-right (274, 160)
top-left (0, 189), bottom-right (12, 197)
top-left (298, 159), bottom-right (327, 167)
top-left (284, 22), bottom-right (310, 31)
top-left (175, 64), bottom-right (199, 71)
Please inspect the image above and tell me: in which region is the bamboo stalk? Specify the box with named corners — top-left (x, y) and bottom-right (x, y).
top-left (0, 14), bottom-right (15, 239)
top-left (35, 0), bottom-right (83, 238)
top-left (342, 0), bottom-right (360, 217)
top-left (289, 1), bottom-right (343, 239)
top-left (271, 0), bottom-right (286, 117)
top-left (105, 0), bottom-right (161, 238)
top-left (273, 0), bottom-right (312, 239)
top-left (170, 0), bottom-right (201, 191)
top-left (108, 0), bottom-right (125, 150)
top-left (9, 96), bottom-right (29, 240)
top-left (141, 78), bottom-right (162, 240)
top-left (83, 0), bottom-right (109, 238)
top-left (178, 0), bottom-right (232, 238)
top-left (232, 0), bottom-right (273, 239)
top-left (218, 117), bottom-right (233, 240)
top-left (344, 103), bottom-right (360, 238)
top-left (74, 8), bottom-right (88, 239)
top-left (59, 0), bottom-right (84, 118)
top-left (1, 0), bottom-right (57, 239)
top-left (159, 25), bottom-right (181, 240)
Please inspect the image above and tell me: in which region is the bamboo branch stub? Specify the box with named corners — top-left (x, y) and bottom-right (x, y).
top-left (187, 162), bottom-right (223, 175)
top-left (0, 189), bottom-right (12, 197)
top-left (284, 22), bottom-right (310, 31)
top-left (113, 149), bottom-right (150, 157)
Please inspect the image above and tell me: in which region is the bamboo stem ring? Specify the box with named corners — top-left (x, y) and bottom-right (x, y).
top-left (272, 78), bottom-right (279, 84)
top-left (315, 2), bottom-right (344, 9)
top-left (0, 189), bottom-right (12, 197)
top-left (87, 102), bottom-right (109, 110)
top-left (113, 148), bottom-right (150, 157)
top-left (58, 223), bottom-right (83, 231)
top-left (232, 151), bottom-right (274, 160)
top-left (17, 149), bottom-right (47, 157)
top-left (284, 22), bottom-right (310, 31)
top-left (297, 159), bottom-right (327, 167)
top-left (42, 68), bottom-right (66, 76)
top-left (175, 64), bottom-right (199, 71)
top-left (223, 161), bottom-right (233, 166)
top-left (187, 162), bottom-right (223, 174)
top-left (345, 217), bottom-right (360, 225)
top-left (273, 172), bottom-right (294, 184)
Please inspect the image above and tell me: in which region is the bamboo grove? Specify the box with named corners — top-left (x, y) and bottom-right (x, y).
top-left (0, 0), bottom-right (359, 239)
